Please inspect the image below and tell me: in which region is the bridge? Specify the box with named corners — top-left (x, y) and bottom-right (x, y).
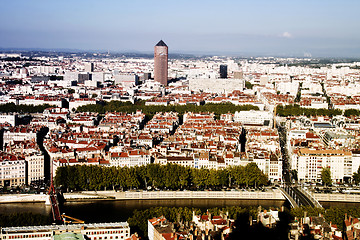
top-left (280, 185), bottom-right (323, 208)
top-left (47, 180), bottom-right (62, 223)
top-left (47, 177), bottom-right (84, 224)
top-left (276, 123), bottom-right (322, 209)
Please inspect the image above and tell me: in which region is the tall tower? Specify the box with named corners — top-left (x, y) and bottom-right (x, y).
top-left (219, 65), bottom-right (228, 79)
top-left (85, 62), bottom-right (94, 72)
top-left (154, 40), bottom-right (168, 86)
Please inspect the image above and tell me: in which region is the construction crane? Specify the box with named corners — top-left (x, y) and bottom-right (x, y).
top-left (61, 214), bottom-right (85, 224)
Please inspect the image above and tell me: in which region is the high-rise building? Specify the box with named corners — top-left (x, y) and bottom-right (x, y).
top-left (85, 62), bottom-right (94, 72)
top-left (234, 71), bottom-right (243, 79)
top-left (143, 72), bottom-right (151, 80)
top-left (154, 40), bottom-right (168, 86)
top-left (219, 65), bottom-right (228, 78)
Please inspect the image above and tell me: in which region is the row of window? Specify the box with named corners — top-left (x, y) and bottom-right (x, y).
top-left (86, 230), bottom-right (129, 235)
top-left (5, 233), bottom-right (51, 239)
top-left (90, 234), bottom-right (128, 240)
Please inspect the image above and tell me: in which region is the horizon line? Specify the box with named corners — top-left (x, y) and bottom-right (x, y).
top-left (1, 47), bottom-right (360, 59)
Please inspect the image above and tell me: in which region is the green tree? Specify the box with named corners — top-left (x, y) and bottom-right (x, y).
top-left (244, 163), bottom-right (268, 187)
top-left (353, 166), bottom-right (360, 185)
top-left (290, 170), bottom-right (298, 182)
top-left (54, 163), bottom-right (269, 191)
top-left (245, 81), bottom-right (253, 89)
top-left (321, 167), bottom-right (332, 186)
top-left (0, 213), bottom-right (51, 227)
top-left (344, 109), bottom-right (360, 117)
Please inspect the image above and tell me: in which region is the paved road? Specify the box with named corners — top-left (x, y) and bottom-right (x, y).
top-left (291, 186), bottom-right (315, 207)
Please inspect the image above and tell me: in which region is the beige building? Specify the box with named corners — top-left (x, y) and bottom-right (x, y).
top-left (26, 153), bottom-right (44, 185)
top-left (0, 157), bottom-right (26, 187)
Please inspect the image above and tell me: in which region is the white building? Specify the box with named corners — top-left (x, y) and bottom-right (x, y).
top-left (69, 98), bottom-right (97, 111)
top-left (276, 82), bottom-right (299, 96)
top-left (234, 110), bottom-right (273, 127)
top-left (0, 222), bottom-right (131, 240)
top-left (293, 148), bottom-right (352, 183)
top-left (26, 153), bottom-right (44, 185)
top-left (109, 150), bottom-right (151, 168)
top-left (0, 158), bottom-right (26, 187)
top-left (189, 78), bottom-right (245, 94)
top-left (3, 129), bottom-right (38, 147)
top-left (0, 114), bottom-right (17, 126)
top-left (114, 74), bottom-right (139, 87)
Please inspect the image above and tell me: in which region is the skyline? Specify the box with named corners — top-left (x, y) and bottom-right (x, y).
top-left (1, 0), bottom-right (360, 57)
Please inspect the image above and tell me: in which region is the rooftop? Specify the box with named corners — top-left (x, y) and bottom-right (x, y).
top-left (156, 40), bottom-right (168, 47)
top-left (54, 232), bottom-right (85, 240)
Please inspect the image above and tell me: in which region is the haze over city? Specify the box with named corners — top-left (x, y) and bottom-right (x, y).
top-left (2, 1), bottom-right (360, 240)
top-left (1, 0), bottom-right (360, 57)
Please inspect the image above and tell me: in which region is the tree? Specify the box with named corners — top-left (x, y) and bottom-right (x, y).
top-left (353, 166), bottom-right (360, 185)
top-left (245, 81), bottom-right (253, 89)
top-left (290, 170), bottom-right (298, 182)
top-left (345, 109), bottom-right (360, 117)
top-left (321, 167), bottom-right (332, 186)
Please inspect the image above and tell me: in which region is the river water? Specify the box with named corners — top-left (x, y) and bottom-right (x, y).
top-left (0, 199), bottom-right (286, 223)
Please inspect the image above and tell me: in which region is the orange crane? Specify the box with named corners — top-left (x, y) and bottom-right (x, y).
top-left (61, 214), bottom-right (85, 224)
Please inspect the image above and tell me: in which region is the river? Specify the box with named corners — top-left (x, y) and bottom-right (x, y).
top-left (0, 199), bottom-right (286, 223)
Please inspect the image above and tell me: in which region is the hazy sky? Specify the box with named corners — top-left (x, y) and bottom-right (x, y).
top-left (1, 0), bottom-right (359, 57)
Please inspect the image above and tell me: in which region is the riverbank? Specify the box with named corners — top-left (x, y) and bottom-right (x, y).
top-left (314, 193), bottom-right (360, 202)
top-left (0, 189), bottom-right (285, 203)
top-left (0, 194), bottom-right (48, 204)
top-left (63, 189), bottom-right (285, 201)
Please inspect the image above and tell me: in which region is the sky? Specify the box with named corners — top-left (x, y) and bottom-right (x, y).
top-left (1, 0), bottom-right (360, 57)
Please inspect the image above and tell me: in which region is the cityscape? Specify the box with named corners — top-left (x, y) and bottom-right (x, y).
top-left (1, 0), bottom-right (360, 240)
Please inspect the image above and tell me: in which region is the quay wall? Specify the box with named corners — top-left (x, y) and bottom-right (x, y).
top-left (64, 190), bottom-right (285, 201)
top-left (0, 194), bottom-right (48, 203)
top-left (314, 193), bottom-right (360, 202)
top-left (0, 190), bottom-right (286, 203)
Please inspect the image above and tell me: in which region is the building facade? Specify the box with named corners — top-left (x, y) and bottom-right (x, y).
top-left (1, 222), bottom-right (131, 240)
top-left (154, 40), bottom-right (168, 86)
